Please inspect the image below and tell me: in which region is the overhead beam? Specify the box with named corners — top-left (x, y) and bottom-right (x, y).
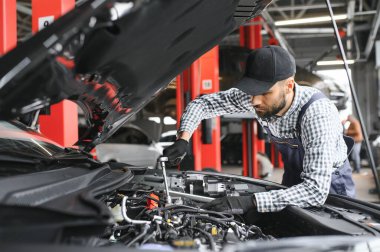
top-left (270, 1), bottom-right (289, 20)
top-left (268, 3), bottom-right (345, 12)
top-left (295, 0), bottom-right (315, 19)
top-left (261, 10), bottom-right (295, 56)
top-left (290, 0), bottom-right (295, 18)
top-left (284, 33), bottom-right (333, 39)
top-left (347, 0), bottom-right (355, 59)
top-left (362, 0), bottom-right (371, 11)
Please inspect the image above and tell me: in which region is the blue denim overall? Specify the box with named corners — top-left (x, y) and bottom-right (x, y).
top-left (264, 92), bottom-right (355, 197)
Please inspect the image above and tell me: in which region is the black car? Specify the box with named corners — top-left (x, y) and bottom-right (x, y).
top-left (1, 0), bottom-right (380, 251)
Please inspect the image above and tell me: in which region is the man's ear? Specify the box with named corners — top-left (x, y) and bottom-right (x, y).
top-left (285, 77), bottom-right (295, 93)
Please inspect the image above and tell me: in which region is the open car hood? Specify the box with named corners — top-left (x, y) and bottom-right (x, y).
top-left (0, 0), bottom-right (271, 151)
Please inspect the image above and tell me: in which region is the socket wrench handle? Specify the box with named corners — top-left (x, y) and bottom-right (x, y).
top-left (159, 156), bottom-right (171, 205)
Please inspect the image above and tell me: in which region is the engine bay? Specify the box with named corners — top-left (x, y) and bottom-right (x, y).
top-left (99, 167), bottom-right (380, 250)
top-left (106, 169), bottom-right (274, 251)
top-left (1, 164), bottom-right (380, 251)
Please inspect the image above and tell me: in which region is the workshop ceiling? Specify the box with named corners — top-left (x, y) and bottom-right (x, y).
top-left (260, 0), bottom-right (380, 68)
top-left (16, 0), bottom-right (380, 69)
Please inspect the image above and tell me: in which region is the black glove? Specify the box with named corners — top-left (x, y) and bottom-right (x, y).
top-left (202, 196), bottom-right (256, 214)
top-left (163, 139), bottom-right (189, 167)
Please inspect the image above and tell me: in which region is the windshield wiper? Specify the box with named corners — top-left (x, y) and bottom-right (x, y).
top-left (52, 147), bottom-right (94, 160)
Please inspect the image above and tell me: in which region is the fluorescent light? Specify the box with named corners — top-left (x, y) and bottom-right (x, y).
top-left (316, 60), bottom-right (355, 66)
top-left (277, 28), bottom-right (334, 34)
top-left (163, 116), bottom-right (177, 125)
top-left (148, 117), bottom-right (161, 123)
top-left (275, 14), bottom-right (347, 26)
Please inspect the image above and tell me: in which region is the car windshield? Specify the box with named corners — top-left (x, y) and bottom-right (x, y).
top-left (0, 121), bottom-right (65, 158)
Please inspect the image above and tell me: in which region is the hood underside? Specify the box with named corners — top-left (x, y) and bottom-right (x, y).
top-left (0, 0), bottom-right (271, 150)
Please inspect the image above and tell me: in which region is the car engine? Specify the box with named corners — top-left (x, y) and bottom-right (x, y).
top-left (2, 162), bottom-right (380, 250)
top-left (104, 169), bottom-right (274, 251)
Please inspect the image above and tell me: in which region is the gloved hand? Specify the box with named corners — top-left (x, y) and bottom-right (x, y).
top-left (163, 139), bottom-right (189, 167)
top-left (202, 196), bottom-right (256, 214)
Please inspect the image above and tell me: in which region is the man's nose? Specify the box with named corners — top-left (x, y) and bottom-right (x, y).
top-left (252, 95), bottom-right (262, 106)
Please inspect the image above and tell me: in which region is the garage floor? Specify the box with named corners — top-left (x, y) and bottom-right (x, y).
top-left (222, 165), bottom-right (379, 203)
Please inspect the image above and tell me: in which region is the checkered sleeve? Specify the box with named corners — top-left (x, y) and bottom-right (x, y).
top-left (178, 88), bottom-right (255, 135)
top-left (254, 100), bottom-right (339, 212)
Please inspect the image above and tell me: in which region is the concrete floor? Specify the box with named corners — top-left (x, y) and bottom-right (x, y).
top-left (222, 165), bottom-right (379, 203)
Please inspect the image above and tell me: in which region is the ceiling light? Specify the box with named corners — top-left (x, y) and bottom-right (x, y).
top-left (316, 60), bottom-right (355, 66)
top-left (275, 14), bottom-right (347, 26)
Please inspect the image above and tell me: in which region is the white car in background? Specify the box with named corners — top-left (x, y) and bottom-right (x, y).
top-left (157, 130), bottom-right (177, 149)
top-left (95, 125), bottom-right (163, 167)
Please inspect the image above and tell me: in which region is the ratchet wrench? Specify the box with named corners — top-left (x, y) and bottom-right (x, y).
top-left (159, 156), bottom-right (172, 205)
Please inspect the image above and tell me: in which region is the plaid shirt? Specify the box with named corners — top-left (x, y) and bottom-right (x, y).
top-left (179, 84), bottom-right (348, 212)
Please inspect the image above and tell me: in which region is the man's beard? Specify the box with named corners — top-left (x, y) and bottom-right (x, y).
top-left (256, 91), bottom-right (287, 119)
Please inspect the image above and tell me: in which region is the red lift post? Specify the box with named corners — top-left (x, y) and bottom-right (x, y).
top-left (32, 0), bottom-right (78, 147)
top-left (176, 47), bottom-right (221, 171)
top-left (0, 0), bottom-right (17, 56)
top-left (198, 48), bottom-right (221, 171)
top-left (240, 17), bottom-right (263, 178)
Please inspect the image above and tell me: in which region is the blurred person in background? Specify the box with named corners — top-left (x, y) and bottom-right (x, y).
top-left (345, 115), bottom-right (363, 174)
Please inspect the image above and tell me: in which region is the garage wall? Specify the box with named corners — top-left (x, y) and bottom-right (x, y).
top-left (351, 60), bottom-right (380, 137)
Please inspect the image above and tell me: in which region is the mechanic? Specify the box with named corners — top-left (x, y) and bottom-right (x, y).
top-left (163, 45), bottom-right (356, 214)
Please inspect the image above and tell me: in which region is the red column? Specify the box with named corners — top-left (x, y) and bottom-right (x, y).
top-left (32, 0), bottom-right (78, 147)
top-left (32, 0), bottom-right (75, 31)
top-left (198, 47), bottom-right (221, 171)
top-left (176, 75), bottom-right (184, 129)
top-left (242, 120), bottom-right (259, 177)
top-left (240, 17), bottom-right (263, 178)
top-left (241, 17), bottom-right (263, 49)
top-left (178, 63), bottom-right (202, 171)
top-left (0, 0), bottom-right (17, 55)
top-left (189, 60), bottom-right (203, 171)
top-left (177, 47), bottom-right (221, 171)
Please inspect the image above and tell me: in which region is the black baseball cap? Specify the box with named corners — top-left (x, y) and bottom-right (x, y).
top-left (235, 46), bottom-right (296, 96)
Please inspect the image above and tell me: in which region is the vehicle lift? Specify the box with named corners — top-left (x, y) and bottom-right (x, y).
top-left (32, 0), bottom-right (78, 147)
top-left (176, 47), bottom-right (222, 172)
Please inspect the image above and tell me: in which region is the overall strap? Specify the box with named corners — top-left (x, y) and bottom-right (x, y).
top-left (296, 92), bottom-right (327, 132)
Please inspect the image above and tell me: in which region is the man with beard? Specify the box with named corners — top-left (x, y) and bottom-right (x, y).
top-left (163, 46), bottom-right (355, 214)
